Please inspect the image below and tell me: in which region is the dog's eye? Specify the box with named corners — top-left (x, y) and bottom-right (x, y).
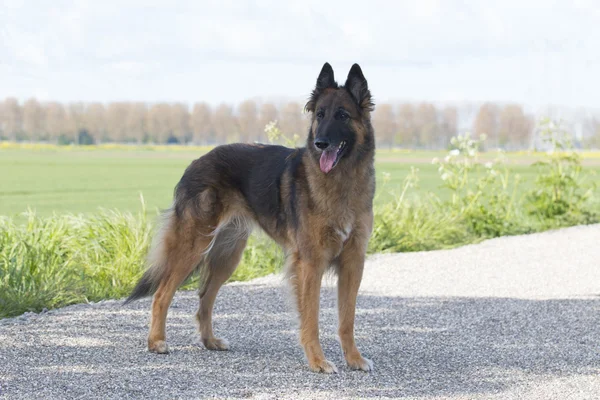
top-left (339, 112), bottom-right (349, 121)
top-left (316, 111), bottom-right (325, 119)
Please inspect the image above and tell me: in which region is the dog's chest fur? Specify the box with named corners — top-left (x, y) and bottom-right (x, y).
top-left (311, 181), bottom-right (370, 256)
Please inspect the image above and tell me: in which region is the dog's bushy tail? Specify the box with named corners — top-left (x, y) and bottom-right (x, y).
top-left (124, 208), bottom-right (175, 304)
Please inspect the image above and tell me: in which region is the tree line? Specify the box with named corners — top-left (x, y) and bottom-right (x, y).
top-left (1, 97), bottom-right (598, 149)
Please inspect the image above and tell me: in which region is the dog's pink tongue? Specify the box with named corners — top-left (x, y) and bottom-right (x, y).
top-left (319, 150), bottom-right (337, 174)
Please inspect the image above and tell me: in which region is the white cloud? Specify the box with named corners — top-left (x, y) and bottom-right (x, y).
top-left (0, 0), bottom-right (599, 109)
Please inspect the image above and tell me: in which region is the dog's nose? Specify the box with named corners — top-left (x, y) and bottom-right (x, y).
top-left (314, 138), bottom-right (330, 150)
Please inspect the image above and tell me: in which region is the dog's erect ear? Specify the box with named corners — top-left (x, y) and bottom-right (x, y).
top-left (305, 62), bottom-right (338, 113)
top-left (344, 63), bottom-right (374, 112)
top-left (315, 62), bottom-right (336, 91)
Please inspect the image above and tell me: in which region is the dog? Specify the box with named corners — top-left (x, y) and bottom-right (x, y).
top-left (125, 62), bottom-right (376, 373)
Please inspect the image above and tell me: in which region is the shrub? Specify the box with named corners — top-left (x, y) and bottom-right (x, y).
top-left (526, 119), bottom-right (598, 227)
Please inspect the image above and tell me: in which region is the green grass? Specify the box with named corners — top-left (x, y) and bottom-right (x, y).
top-left (2, 147), bottom-right (598, 216)
top-left (0, 148), bottom-right (200, 217)
top-left (1, 139), bottom-right (599, 318)
top-left (374, 161), bottom-right (548, 204)
top-left (0, 207), bottom-right (152, 317)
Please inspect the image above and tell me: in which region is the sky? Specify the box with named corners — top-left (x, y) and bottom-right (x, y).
top-left (1, 0), bottom-right (599, 111)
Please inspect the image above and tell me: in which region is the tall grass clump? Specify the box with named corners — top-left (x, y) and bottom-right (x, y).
top-left (0, 202), bottom-right (154, 318)
top-left (370, 121), bottom-right (598, 253)
top-left (526, 118), bottom-right (598, 227)
top-left (370, 167), bottom-right (472, 252)
top-left (370, 134), bottom-right (524, 253)
top-left (0, 212), bottom-right (86, 317)
top-left (71, 206), bottom-right (154, 301)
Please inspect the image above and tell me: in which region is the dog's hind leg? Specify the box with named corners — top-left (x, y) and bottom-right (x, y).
top-left (148, 235), bottom-right (209, 354)
top-left (196, 222), bottom-right (249, 350)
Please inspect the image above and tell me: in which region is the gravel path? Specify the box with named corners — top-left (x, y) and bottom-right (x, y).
top-left (1, 224), bottom-right (600, 399)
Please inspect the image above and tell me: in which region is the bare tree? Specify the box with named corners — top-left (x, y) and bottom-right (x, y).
top-left (414, 102), bottom-right (438, 149)
top-left (237, 99), bottom-right (258, 143)
top-left (396, 103), bottom-right (415, 147)
top-left (279, 101), bottom-right (306, 138)
top-left (106, 102), bottom-right (129, 142)
top-left (440, 106), bottom-right (458, 148)
top-left (498, 104), bottom-right (533, 150)
top-left (23, 98), bottom-right (44, 141)
top-left (372, 103), bottom-right (396, 148)
top-left (169, 103), bottom-right (190, 143)
top-left (258, 102), bottom-right (278, 143)
top-left (191, 102), bottom-right (213, 144)
top-left (126, 102), bottom-right (147, 144)
top-left (44, 102), bottom-right (67, 142)
top-left (473, 103), bottom-right (499, 147)
top-left (68, 102), bottom-right (86, 143)
top-left (147, 103), bottom-right (172, 143)
top-left (2, 98), bottom-right (22, 141)
top-left (85, 103), bottom-right (107, 142)
top-left (212, 103), bottom-right (237, 143)
top-left (583, 117), bottom-right (600, 148)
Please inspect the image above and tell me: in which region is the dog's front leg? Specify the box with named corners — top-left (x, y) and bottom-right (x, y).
top-left (290, 255), bottom-right (337, 373)
top-left (337, 221), bottom-right (373, 371)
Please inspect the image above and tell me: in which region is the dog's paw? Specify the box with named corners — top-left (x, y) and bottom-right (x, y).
top-left (309, 358), bottom-right (338, 374)
top-left (148, 340), bottom-right (169, 354)
top-left (202, 337), bottom-right (230, 351)
top-left (346, 354), bottom-right (373, 372)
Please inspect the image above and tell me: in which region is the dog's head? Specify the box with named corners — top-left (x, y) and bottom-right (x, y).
top-left (305, 62), bottom-right (375, 174)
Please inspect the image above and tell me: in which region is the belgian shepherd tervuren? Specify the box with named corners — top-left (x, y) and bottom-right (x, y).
top-left (126, 62), bottom-right (376, 373)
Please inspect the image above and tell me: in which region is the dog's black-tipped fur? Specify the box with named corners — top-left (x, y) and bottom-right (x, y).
top-left (123, 270), bottom-right (158, 304)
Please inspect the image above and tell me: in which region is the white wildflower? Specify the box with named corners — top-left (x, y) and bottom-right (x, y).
top-left (449, 149), bottom-right (460, 157)
top-left (431, 157), bottom-right (439, 164)
top-left (485, 162), bottom-right (493, 169)
top-left (441, 172), bottom-right (450, 181)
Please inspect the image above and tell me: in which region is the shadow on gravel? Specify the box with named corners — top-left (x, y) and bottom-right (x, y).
top-left (2, 283), bottom-right (600, 399)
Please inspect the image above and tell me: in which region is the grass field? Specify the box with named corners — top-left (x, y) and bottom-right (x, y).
top-left (2, 145), bottom-right (599, 217)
